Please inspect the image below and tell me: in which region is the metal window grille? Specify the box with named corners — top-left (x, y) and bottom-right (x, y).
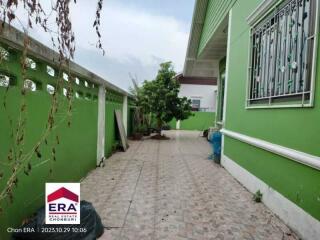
top-left (248, 0), bottom-right (317, 106)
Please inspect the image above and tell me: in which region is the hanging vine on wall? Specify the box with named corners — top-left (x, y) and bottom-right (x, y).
top-left (0, 0), bottom-right (105, 213)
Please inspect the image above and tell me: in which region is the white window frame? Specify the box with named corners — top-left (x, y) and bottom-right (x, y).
top-left (191, 98), bottom-right (201, 111)
top-left (246, 0), bottom-right (319, 109)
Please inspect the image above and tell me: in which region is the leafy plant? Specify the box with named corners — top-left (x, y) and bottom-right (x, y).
top-left (134, 124), bottom-right (147, 133)
top-left (253, 190), bottom-right (263, 203)
top-left (138, 62), bottom-right (193, 134)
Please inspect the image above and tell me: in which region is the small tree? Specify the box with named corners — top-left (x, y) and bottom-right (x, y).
top-left (140, 62), bottom-right (193, 134)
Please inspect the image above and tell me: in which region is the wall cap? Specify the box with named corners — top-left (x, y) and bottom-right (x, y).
top-left (0, 23), bottom-right (131, 96)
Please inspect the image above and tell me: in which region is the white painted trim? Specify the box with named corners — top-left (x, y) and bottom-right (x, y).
top-left (245, 103), bottom-right (313, 109)
top-left (245, 26), bottom-right (253, 109)
top-left (96, 86), bottom-right (105, 166)
top-left (122, 96), bottom-right (128, 135)
top-left (246, 0), bottom-right (279, 26)
top-left (221, 154), bottom-right (320, 240)
top-left (221, 128), bottom-right (320, 171)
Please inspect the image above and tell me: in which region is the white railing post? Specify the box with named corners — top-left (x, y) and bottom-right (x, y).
top-left (97, 85), bottom-right (106, 166)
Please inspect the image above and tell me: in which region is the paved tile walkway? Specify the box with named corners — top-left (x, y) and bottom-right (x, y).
top-left (81, 131), bottom-right (298, 240)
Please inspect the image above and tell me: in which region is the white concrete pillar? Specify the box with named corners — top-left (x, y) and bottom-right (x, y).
top-left (122, 95), bottom-right (128, 135)
top-left (96, 85), bottom-right (105, 166)
top-left (176, 120), bottom-right (181, 130)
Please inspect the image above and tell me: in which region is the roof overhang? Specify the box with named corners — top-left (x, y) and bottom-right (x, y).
top-left (175, 73), bottom-right (217, 85)
top-left (183, 0), bottom-right (228, 78)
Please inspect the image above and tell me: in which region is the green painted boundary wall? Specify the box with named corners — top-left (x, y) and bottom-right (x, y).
top-left (198, 0), bottom-right (236, 55)
top-left (170, 112), bottom-right (215, 131)
top-left (223, 0), bottom-right (320, 222)
top-left (0, 42), bottom-right (131, 239)
top-left (168, 118), bottom-right (177, 130)
top-left (105, 90), bottom-right (124, 158)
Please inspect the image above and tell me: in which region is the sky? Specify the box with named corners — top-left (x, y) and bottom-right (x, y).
top-left (14, 0), bottom-right (195, 91)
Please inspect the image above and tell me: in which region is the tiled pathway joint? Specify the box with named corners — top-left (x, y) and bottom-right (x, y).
top-left (81, 131), bottom-right (298, 240)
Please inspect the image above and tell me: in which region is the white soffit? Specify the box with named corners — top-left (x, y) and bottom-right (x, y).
top-left (183, 0), bottom-right (228, 78)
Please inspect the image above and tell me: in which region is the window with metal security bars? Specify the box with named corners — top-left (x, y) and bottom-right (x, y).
top-left (191, 99), bottom-right (201, 111)
top-left (248, 0), bottom-right (318, 107)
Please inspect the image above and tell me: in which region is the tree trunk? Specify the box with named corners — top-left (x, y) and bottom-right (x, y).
top-left (157, 116), bottom-right (162, 135)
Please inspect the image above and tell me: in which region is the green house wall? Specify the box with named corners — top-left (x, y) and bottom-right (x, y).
top-left (223, 0), bottom-right (320, 221)
top-left (168, 118), bottom-right (177, 130)
top-left (0, 45), bottom-right (130, 239)
top-left (169, 112), bottom-right (215, 131)
top-left (180, 112), bottom-right (215, 131)
top-left (198, 0), bottom-right (236, 55)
